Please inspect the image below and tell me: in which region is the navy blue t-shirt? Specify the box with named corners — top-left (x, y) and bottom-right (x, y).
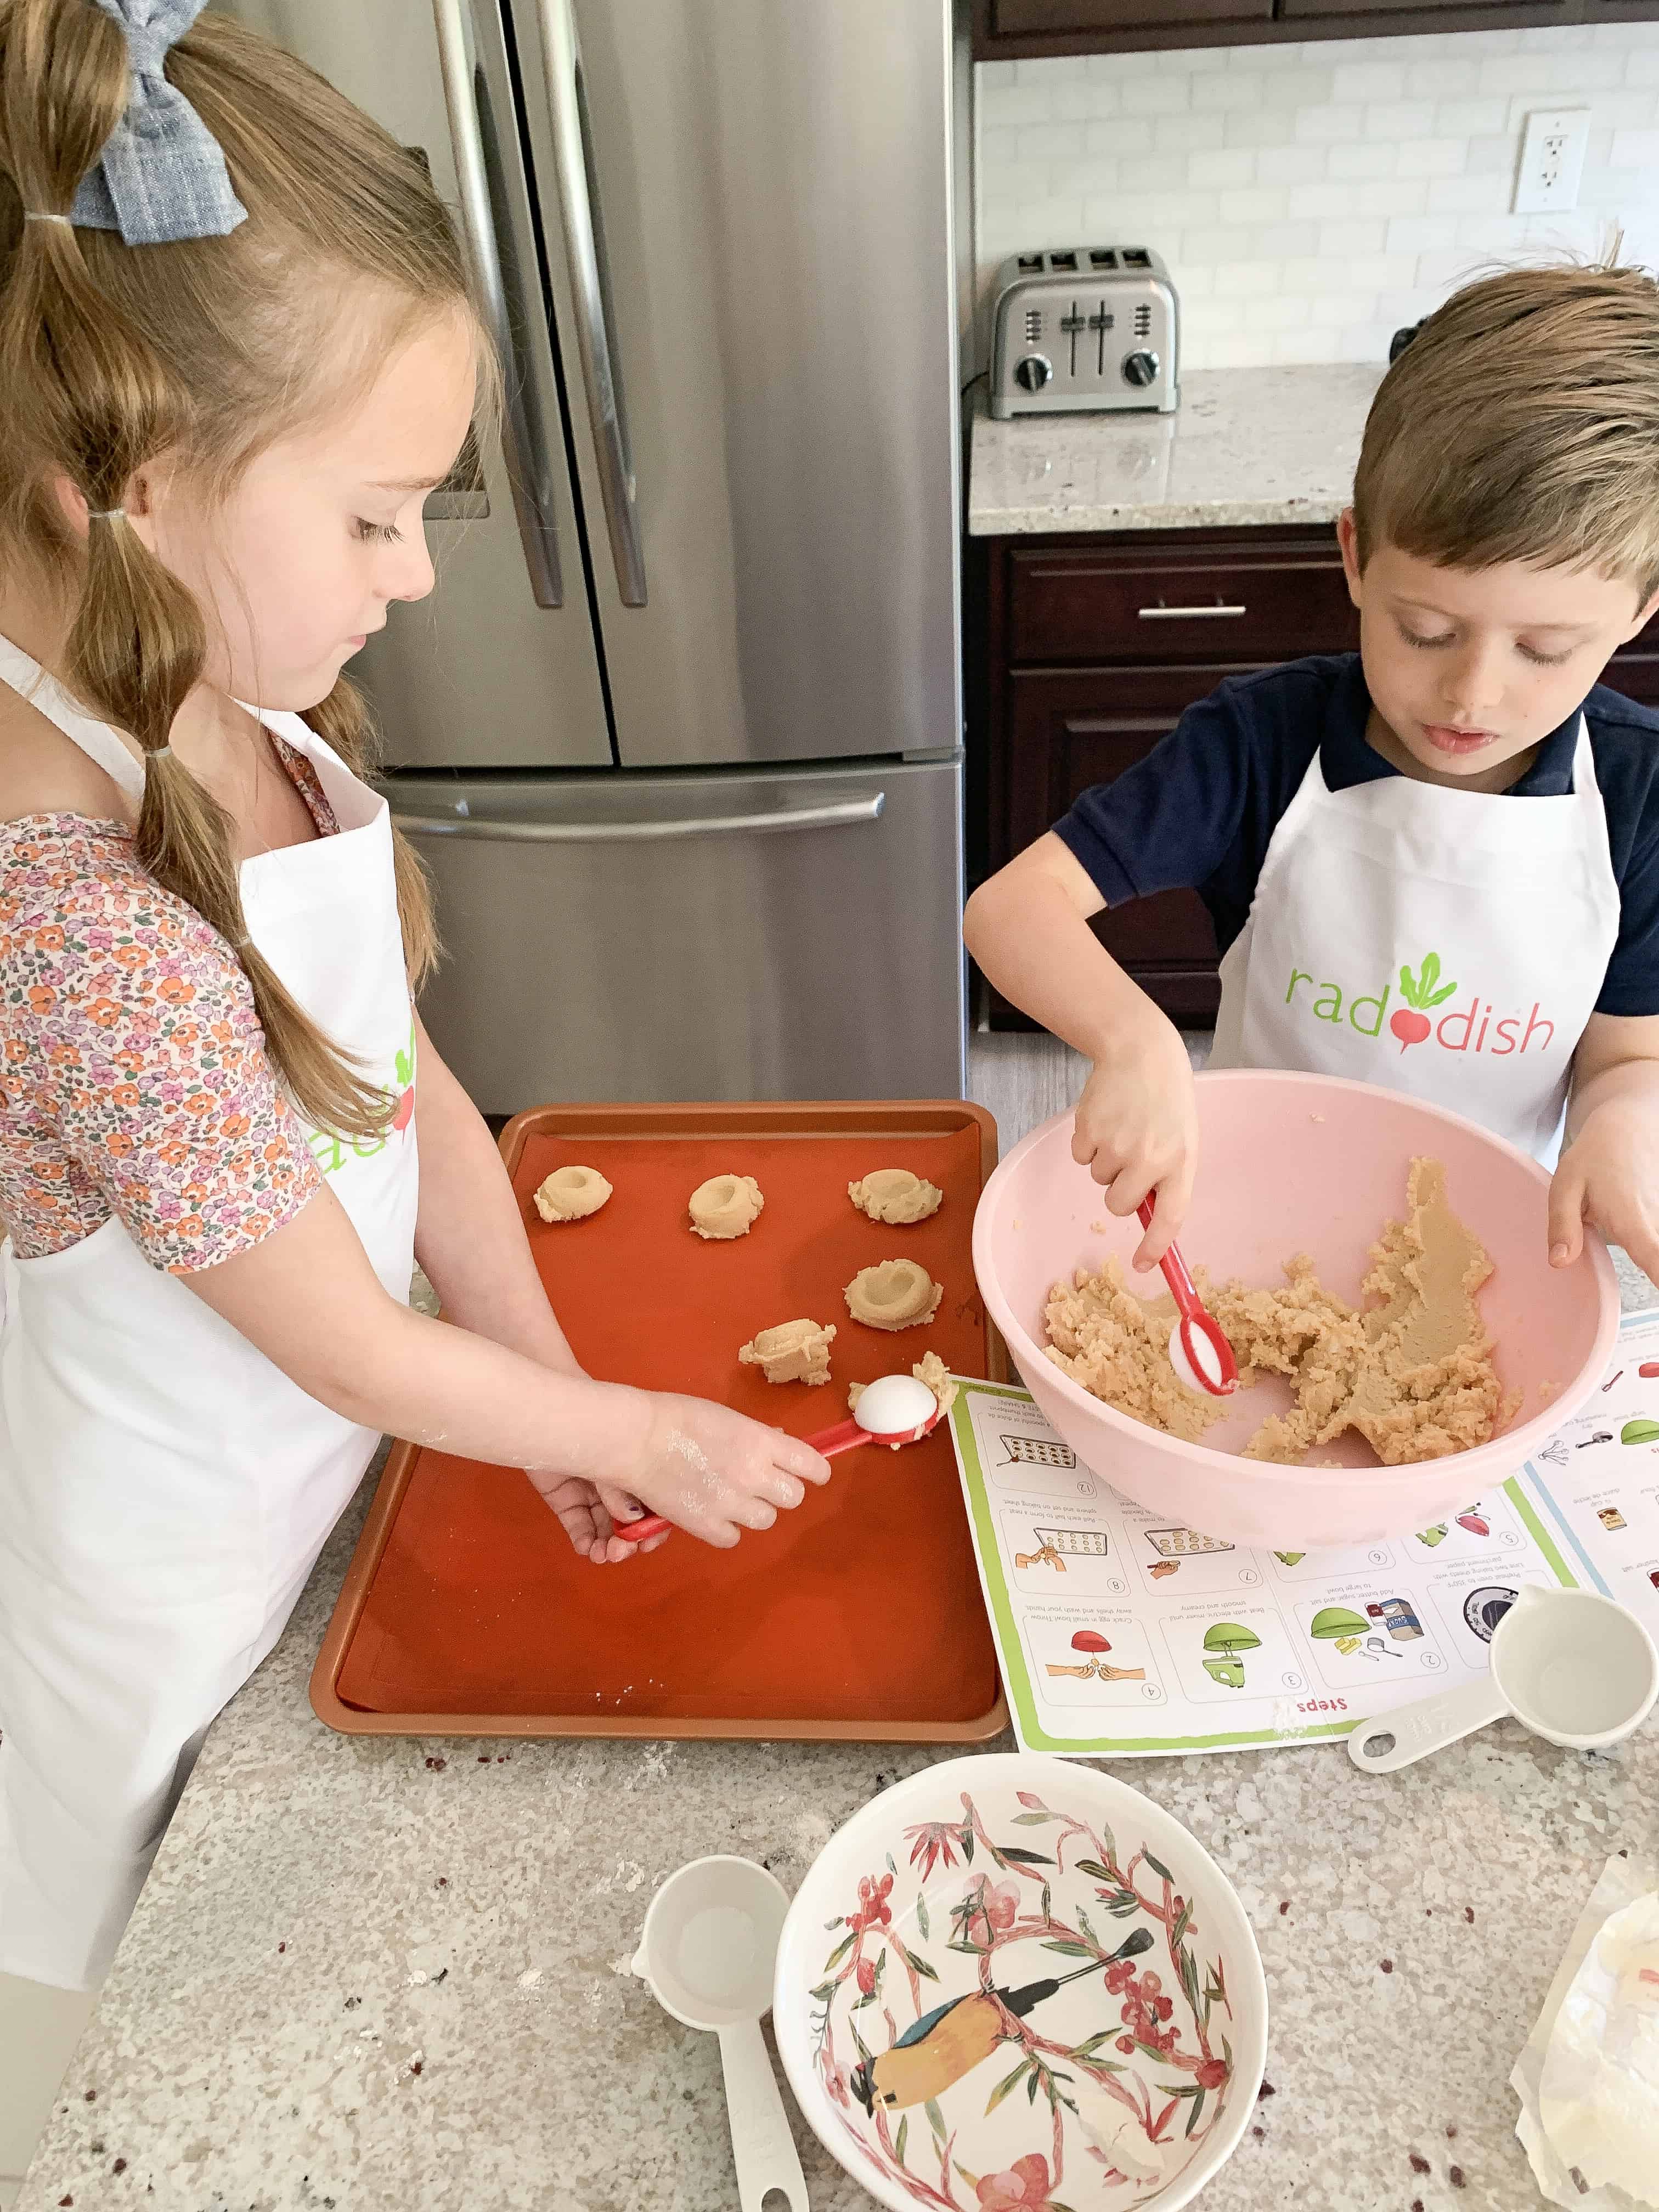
top-left (1054, 653), bottom-right (1659, 1019)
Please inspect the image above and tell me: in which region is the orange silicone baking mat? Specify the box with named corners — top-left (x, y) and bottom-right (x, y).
top-left (311, 1101), bottom-right (1008, 1740)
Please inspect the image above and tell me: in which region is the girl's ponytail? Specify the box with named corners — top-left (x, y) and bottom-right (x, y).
top-left (0, 0), bottom-right (459, 1138)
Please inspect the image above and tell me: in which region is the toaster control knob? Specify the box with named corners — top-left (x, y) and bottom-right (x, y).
top-left (1122, 348), bottom-right (1160, 388)
top-left (1013, 353), bottom-right (1053, 394)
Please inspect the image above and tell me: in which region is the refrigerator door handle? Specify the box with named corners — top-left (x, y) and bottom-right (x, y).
top-left (532, 0), bottom-right (648, 608)
top-left (393, 793), bottom-right (886, 843)
top-left (433, 0), bottom-right (564, 610)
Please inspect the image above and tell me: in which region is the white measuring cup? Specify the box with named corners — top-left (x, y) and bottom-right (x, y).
top-left (1348, 1585), bottom-right (1659, 1773)
top-left (633, 1856), bottom-right (808, 2212)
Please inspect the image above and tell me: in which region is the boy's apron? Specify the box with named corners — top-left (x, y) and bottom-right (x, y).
top-left (0, 640), bottom-right (416, 1989)
top-left (1208, 719), bottom-right (1620, 1166)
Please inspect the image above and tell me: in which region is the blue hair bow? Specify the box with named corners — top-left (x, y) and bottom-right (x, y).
top-left (70, 0), bottom-right (247, 245)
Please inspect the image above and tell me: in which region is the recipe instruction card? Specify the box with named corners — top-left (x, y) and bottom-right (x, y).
top-left (945, 1309), bottom-right (1659, 1759)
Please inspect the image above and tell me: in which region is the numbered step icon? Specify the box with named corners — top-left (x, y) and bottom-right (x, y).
top-left (1420, 1650), bottom-right (1446, 1671)
top-left (1140, 1681), bottom-right (1165, 1702)
top-left (1237, 1568), bottom-right (1260, 1587)
top-left (1280, 1671), bottom-right (1305, 1691)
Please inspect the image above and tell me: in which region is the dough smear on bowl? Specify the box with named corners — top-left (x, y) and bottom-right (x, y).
top-left (740, 1319), bottom-right (836, 1386)
top-left (847, 1169), bottom-right (944, 1226)
top-left (532, 1164), bottom-right (612, 1223)
top-left (845, 1258), bottom-right (943, 1332)
top-left (849, 1350), bottom-right (958, 1434)
top-left (689, 1173), bottom-right (764, 1240)
top-left (1045, 1158), bottom-right (1519, 1466)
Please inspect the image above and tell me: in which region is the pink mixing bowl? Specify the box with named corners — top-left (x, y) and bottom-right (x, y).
top-left (972, 1070), bottom-right (1619, 1548)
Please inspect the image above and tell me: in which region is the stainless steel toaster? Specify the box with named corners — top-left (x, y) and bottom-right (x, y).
top-left (990, 246), bottom-right (1179, 420)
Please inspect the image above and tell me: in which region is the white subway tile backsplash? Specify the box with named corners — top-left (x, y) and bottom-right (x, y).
top-left (1363, 100), bottom-right (1437, 141)
top-left (1333, 63), bottom-right (1407, 102)
top-left (977, 25), bottom-right (1659, 370)
top-left (1396, 140), bottom-right (1467, 180)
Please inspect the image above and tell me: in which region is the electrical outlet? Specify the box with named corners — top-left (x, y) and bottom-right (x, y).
top-left (1513, 108), bottom-right (1590, 217)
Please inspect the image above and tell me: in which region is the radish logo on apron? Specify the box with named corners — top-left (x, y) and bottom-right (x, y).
top-left (306, 1013), bottom-right (416, 1177)
top-left (1210, 718), bottom-right (1620, 1165)
top-left (1280, 947), bottom-right (1561, 1064)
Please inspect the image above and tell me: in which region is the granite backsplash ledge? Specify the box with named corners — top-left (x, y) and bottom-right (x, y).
top-left (968, 362), bottom-right (1382, 535)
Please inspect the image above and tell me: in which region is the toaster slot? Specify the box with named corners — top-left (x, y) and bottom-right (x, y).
top-left (1048, 249), bottom-right (1077, 271)
top-left (1088, 249), bottom-right (1119, 269)
top-left (1017, 253), bottom-right (1043, 273)
top-left (1121, 247), bottom-right (1152, 270)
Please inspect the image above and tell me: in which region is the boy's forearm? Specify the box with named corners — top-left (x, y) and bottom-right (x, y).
top-left (965, 870), bottom-right (1165, 1059)
top-left (1567, 1051), bottom-right (1659, 1142)
top-left (410, 1029), bottom-right (584, 1376)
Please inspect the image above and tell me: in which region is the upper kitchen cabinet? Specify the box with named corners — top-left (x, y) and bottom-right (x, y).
top-left (972, 0), bottom-right (1653, 58)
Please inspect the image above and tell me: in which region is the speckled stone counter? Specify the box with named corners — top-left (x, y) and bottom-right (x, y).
top-left (968, 365), bottom-right (1384, 537)
top-left (21, 1260), bottom-right (1658, 2212)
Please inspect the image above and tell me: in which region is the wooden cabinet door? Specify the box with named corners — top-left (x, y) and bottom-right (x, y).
top-left (1280, 0), bottom-right (1541, 13)
top-left (981, 0), bottom-right (1271, 36)
top-left (994, 664), bottom-right (1235, 1026)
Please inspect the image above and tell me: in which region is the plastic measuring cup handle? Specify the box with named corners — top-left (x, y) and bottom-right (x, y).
top-left (1347, 1675), bottom-right (1510, 1774)
top-left (716, 2014), bottom-right (809, 2212)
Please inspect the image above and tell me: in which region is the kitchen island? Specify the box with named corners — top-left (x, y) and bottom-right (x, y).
top-left (22, 1256), bottom-right (1658, 2212)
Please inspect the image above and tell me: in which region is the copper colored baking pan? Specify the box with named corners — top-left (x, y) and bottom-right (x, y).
top-left (310, 1100), bottom-right (1008, 1740)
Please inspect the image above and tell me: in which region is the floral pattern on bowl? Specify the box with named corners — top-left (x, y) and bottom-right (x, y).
top-left (772, 1754), bottom-right (1267, 2212)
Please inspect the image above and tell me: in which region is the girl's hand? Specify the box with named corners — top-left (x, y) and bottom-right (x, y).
top-left (529, 1389), bottom-right (833, 1561)
top-left (1550, 1094), bottom-right (1659, 1288)
top-left (535, 1473), bottom-right (672, 1566)
top-left (1071, 1006), bottom-right (1198, 1271)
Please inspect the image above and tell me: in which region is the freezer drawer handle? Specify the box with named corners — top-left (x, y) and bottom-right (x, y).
top-left (433, 0), bottom-right (564, 609)
top-left (393, 793), bottom-right (886, 843)
top-left (534, 0), bottom-right (648, 608)
top-left (1138, 600), bottom-right (1247, 618)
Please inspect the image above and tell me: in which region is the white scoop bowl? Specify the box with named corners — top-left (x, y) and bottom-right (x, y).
top-left (633, 1855), bottom-right (808, 2212)
top-left (1348, 1585), bottom-right (1659, 1772)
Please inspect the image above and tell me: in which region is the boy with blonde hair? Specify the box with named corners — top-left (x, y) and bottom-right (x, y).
top-left (966, 264), bottom-right (1659, 1285)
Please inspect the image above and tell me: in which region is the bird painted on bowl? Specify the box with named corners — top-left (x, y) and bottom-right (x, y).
top-left (848, 1929), bottom-right (1154, 2115)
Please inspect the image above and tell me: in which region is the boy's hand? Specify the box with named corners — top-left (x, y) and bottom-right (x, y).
top-left (1550, 1093), bottom-right (1659, 1289)
top-left (534, 1389), bottom-right (833, 1562)
top-left (1072, 1005), bottom-right (1198, 1271)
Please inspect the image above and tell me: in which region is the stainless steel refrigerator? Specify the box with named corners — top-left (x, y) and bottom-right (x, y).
top-left (224, 0), bottom-right (966, 1111)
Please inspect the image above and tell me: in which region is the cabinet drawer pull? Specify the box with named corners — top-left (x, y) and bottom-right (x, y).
top-left (1138, 601), bottom-right (1247, 619)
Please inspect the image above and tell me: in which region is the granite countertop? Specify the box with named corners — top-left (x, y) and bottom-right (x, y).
top-left (967, 364), bottom-right (1384, 537)
top-left (21, 1258), bottom-right (1657, 2212)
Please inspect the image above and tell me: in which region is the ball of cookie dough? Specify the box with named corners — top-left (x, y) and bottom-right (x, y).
top-left (532, 1164), bottom-right (613, 1223)
top-left (740, 1319), bottom-right (836, 1386)
top-left (848, 1168), bottom-right (944, 1226)
top-left (844, 1257), bottom-right (943, 1332)
top-left (689, 1173), bottom-right (765, 1240)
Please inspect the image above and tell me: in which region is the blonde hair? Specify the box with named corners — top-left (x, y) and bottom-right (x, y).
top-left (0, 0), bottom-right (484, 1137)
top-left (1353, 263), bottom-right (1659, 605)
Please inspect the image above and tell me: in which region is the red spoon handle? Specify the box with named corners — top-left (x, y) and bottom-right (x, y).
top-left (1136, 1196), bottom-right (1202, 1318)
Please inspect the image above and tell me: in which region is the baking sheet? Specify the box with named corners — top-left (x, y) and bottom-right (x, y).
top-left (311, 1102), bottom-right (1007, 1740)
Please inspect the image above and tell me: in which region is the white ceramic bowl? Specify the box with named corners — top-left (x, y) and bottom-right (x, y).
top-left (773, 1754), bottom-right (1268, 2210)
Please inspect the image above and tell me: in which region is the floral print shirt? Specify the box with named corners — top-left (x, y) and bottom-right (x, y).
top-left (0, 738), bottom-right (338, 1272)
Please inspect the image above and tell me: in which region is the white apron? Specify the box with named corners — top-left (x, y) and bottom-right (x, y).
top-left (0, 640), bottom-right (417, 1989)
top-left (1209, 718), bottom-right (1620, 1165)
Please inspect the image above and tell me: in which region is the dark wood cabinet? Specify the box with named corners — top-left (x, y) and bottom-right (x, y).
top-left (972, 0), bottom-right (1648, 59)
top-left (969, 521), bottom-right (1659, 1031)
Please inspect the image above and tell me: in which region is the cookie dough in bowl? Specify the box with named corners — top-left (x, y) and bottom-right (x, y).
top-left (844, 1259), bottom-right (943, 1332)
top-left (740, 1319), bottom-right (837, 1386)
top-left (532, 1165), bottom-right (613, 1223)
top-left (689, 1173), bottom-right (764, 1240)
top-left (848, 1168), bottom-right (944, 1226)
top-left (972, 1069), bottom-right (1620, 1549)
